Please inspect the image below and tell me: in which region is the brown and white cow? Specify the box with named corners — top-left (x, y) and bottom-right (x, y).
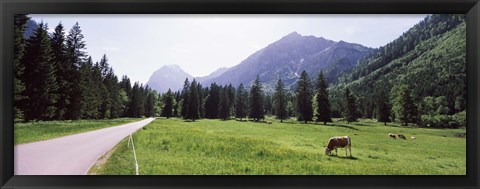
top-left (324, 136), bottom-right (352, 157)
top-left (398, 134), bottom-right (406, 140)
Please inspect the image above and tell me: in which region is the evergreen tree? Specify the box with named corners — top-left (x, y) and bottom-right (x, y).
top-left (315, 71), bottom-right (332, 125)
top-left (227, 84), bottom-right (235, 116)
top-left (344, 88), bottom-right (359, 124)
top-left (187, 79), bottom-right (200, 121)
top-left (377, 91), bottom-right (391, 125)
top-left (218, 86), bottom-right (231, 120)
top-left (295, 71), bottom-right (313, 123)
top-left (79, 57), bottom-right (101, 119)
top-left (119, 75), bottom-right (132, 116)
top-left (391, 84), bottom-right (419, 126)
top-left (235, 83), bottom-right (248, 120)
top-left (14, 15), bottom-right (29, 121)
top-left (21, 22), bottom-right (58, 121)
top-left (65, 22), bottom-right (87, 120)
top-left (50, 22), bottom-right (70, 119)
top-left (273, 78), bottom-right (288, 122)
top-left (181, 78), bottom-right (190, 118)
top-left (162, 89), bottom-right (175, 118)
top-left (99, 55), bottom-right (111, 118)
top-left (145, 90), bottom-right (156, 117)
top-left (106, 69), bottom-right (122, 118)
top-left (249, 75), bottom-right (264, 122)
top-left (205, 83), bottom-right (220, 119)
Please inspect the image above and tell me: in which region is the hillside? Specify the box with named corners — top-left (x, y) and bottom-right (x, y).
top-left (329, 14), bottom-right (466, 119)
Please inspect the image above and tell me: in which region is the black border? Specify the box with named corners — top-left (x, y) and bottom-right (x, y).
top-left (1, 0), bottom-right (479, 188)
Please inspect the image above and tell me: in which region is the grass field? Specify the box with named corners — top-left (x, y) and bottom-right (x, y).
top-left (89, 117), bottom-right (466, 175)
top-left (14, 118), bottom-right (144, 144)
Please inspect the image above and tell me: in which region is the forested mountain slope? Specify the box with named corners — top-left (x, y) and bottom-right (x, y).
top-left (329, 14), bottom-right (466, 120)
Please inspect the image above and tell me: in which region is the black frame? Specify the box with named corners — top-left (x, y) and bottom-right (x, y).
top-left (1, 0), bottom-right (479, 188)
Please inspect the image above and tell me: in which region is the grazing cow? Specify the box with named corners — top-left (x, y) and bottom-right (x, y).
top-left (398, 134), bottom-right (406, 140)
top-left (388, 133), bottom-right (397, 139)
top-left (267, 121), bottom-right (272, 125)
top-left (411, 136), bottom-right (416, 139)
top-left (324, 136), bottom-right (352, 157)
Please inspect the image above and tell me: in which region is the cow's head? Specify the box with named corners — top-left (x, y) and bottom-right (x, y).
top-left (324, 147), bottom-right (332, 155)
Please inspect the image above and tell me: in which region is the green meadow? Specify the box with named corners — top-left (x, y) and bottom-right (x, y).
top-left (89, 118), bottom-right (466, 175)
top-left (14, 118), bottom-right (143, 144)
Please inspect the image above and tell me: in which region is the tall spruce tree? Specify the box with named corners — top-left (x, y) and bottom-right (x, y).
top-left (315, 71), bottom-right (332, 125)
top-left (344, 88), bottom-right (359, 124)
top-left (205, 83), bottom-right (220, 119)
top-left (79, 57), bottom-right (101, 119)
top-left (295, 71), bottom-right (313, 123)
top-left (50, 22), bottom-right (70, 119)
top-left (218, 86), bottom-right (231, 120)
top-left (181, 78), bottom-right (190, 118)
top-left (187, 79), bottom-right (200, 121)
top-left (273, 78), bottom-right (288, 122)
top-left (98, 55), bottom-right (112, 118)
top-left (235, 83), bottom-right (247, 120)
top-left (21, 22), bottom-right (58, 121)
top-left (249, 75), bottom-right (264, 122)
top-left (391, 84), bottom-right (419, 126)
top-left (162, 89), bottom-right (175, 118)
top-left (377, 91), bottom-right (391, 125)
top-left (119, 75), bottom-right (132, 116)
top-left (65, 22), bottom-right (87, 120)
top-left (14, 15), bottom-right (29, 121)
top-left (145, 90), bottom-right (156, 117)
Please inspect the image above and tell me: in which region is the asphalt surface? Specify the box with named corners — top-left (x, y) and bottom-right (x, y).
top-left (14, 118), bottom-right (155, 175)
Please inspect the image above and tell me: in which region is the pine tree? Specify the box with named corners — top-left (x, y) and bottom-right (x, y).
top-left (106, 69), bottom-right (122, 118)
top-left (79, 57), bottom-right (101, 119)
top-left (344, 88), bottom-right (359, 124)
top-left (235, 83), bottom-right (248, 120)
top-left (162, 89), bottom-right (175, 118)
top-left (205, 83), bottom-right (220, 119)
top-left (21, 22), bottom-right (58, 121)
top-left (98, 55), bottom-right (112, 118)
top-left (227, 84), bottom-right (235, 116)
top-left (187, 79), bottom-right (200, 121)
top-left (315, 71), bottom-right (332, 125)
top-left (273, 78), bottom-right (288, 122)
top-left (218, 86), bottom-right (231, 120)
top-left (295, 71), bottom-right (313, 123)
top-left (50, 22), bottom-right (70, 120)
top-left (181, 78), bottom-right (190, 118)
top-left (249, 75), bottom-right (264, 122)
top-left (391, 84), bottom-right (419, 126)
top-left (14, 15), bottom-right (29, 121)
top-left (377, 91), bottom-right (391, 125)
top-left (145, 91), bottom-right (156, 117)
top-left (119, 75), bottom-right (132, 116)
top-left (65, 22), bottom-right (87, 120)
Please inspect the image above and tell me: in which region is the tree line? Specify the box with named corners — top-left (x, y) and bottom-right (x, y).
top-left (14, 16), bottom-right (160, 121)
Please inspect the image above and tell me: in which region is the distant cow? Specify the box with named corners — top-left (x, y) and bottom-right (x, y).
top-left (398, 134), bottom-right (406, 140)
top-left (325, 136), bottom-right (352, 157)
top-left (388, 133), bottom-right (397, 139)
top-left (267, 121), bottom-right (272, 125)
top-left (411, 136), bottom-right (416, 140)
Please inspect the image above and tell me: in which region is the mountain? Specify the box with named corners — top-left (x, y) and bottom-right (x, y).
top-left (201, 32), bottom-right (374, 92)
top-left (329, 14), bottom-right (466, 118)
top-left (24, 19), bottom-right (38, 39)
top-left (196, 67), bottom-right (229, 83)
top-left (145, 64), bottom-right (193, 93)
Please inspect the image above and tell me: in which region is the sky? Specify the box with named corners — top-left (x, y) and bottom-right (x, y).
top-left (30, 14), bottom-right (427, 84)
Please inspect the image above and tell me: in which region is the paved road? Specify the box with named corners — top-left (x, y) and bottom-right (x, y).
top-left (14, 118), bottom-right (155, 175)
